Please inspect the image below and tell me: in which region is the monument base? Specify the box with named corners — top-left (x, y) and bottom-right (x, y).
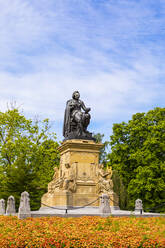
top-left (41, 139), bottom-right (119, 209)
top-left (41, 183), bottom-right (100, 208)
top-left (41, 190), bottom-right (73, 208)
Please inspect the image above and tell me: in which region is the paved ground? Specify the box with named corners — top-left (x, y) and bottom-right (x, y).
top-left (31, 206), bottom-right (165, 218)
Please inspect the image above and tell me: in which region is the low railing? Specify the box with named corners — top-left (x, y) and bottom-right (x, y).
top-left (41, 194), bottom-right (119, 214)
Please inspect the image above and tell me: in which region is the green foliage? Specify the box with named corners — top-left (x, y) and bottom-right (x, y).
top-left (112, 170), bottom-right (128, 210)
top-left (0, 108), bottom-right (60, 210)
top-left (93, 133), bottom-right (108, 165)
top-left (107, 107), bottom-right (165, 212)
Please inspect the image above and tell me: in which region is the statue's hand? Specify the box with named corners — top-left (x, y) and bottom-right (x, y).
top-left (85, 107), bottom-right (91, 113)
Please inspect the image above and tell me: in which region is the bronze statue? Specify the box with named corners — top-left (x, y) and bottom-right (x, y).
top-left (63, 91), bottom-right (94, 140)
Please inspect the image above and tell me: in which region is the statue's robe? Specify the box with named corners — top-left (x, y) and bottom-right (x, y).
top-left (63, 98), bottom-right (90, 139)
top-left (63, 99), bottom-right (72, 138)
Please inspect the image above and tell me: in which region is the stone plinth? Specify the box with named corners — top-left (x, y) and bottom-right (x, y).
top-left (100, 194), bottom-right (111, 215)
top-left (6, 196), bottom-right (16, 215)
top-left (41, 139), bottom-right (119, 209)
top-left (42, 191), bottom-right (73, 208)
top-left (0, 199), bottom-right (5, 215)
top-left (18, 191), bottom-right (31, 219)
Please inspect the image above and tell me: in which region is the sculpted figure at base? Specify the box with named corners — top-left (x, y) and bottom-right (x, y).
top-left (48, 164), bottom-right (76, 193)
top-left (97, 164), bottom-right (113, 194)
top-left (48, 167), bottom-right (61, 193)
top-left (63, 91), bottom-right (94, 140)
top-left (60, 163), bottom-right (76, 192)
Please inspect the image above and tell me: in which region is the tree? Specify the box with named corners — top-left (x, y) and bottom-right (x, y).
top-left (112, 170), bottom-right (128, 210)
top-left (93, 133), bottom-right (108, 165)
top-left (0, 108), bottom-right (60, 210)
top-left (107, 107), bottom-right (165, 212)
top-left (93, 133), bottom-right (128, 209)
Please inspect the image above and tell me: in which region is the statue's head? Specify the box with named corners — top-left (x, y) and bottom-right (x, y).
top-left (72, 91), bottom-right (80, 100)
top-left (98, 164), bottom-right (104, 169)
top-left (65, 163), bottom-right (70, 168)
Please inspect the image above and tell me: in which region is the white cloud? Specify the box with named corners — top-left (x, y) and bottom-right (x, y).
top-left (0, 0), bottom-right (164, 140)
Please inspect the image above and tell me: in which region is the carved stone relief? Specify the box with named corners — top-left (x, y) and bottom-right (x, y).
top-left (96, 164), bottom-right (113, 194)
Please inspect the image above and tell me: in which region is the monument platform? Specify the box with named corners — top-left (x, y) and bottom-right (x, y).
top-left (41, 139), bottom-right (119, 209)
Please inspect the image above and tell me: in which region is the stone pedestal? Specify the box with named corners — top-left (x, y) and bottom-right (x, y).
top-left (6, 196), bottom-right (16, 215)
top-left (41, 139), bottom-right (119, 209)
top-left (18, 191), bottom-right (31, 219)
top-left (0, 199), bottom-right (5, 215)
top-left (100, 194), bottom-right (111, 215)
top-left (42, 191), bottom-right (73, 208)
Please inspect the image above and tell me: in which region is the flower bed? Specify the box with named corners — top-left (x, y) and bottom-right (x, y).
top-left (0, 216), bottom-right (164, 247)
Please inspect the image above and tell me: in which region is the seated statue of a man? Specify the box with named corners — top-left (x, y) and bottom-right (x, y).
top-left (63, 91), bottom-right (93, 139)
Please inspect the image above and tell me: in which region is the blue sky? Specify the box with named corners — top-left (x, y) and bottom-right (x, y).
top-left (0, 0), bottom-right (164, 141)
